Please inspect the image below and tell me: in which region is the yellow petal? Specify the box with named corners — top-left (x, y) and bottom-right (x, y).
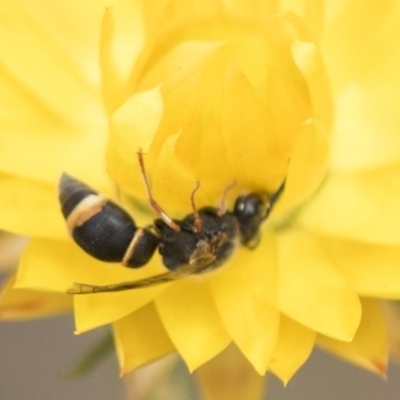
top-left (106, 86), bottom-right (164, 197)
top-left (265, 67), bottom-right (312, 179)
top-left (0, 126), bottom-right (110, 188)
top-left (137, 40), bottom-right (226, 203)
top-left (196, 345), bottom-right (267, 400)
top-left (323, 2), bottom-right (400, 170)
top-left (0, 2), bottom-right (102, 127)
top-left (280, 0), bottom-right (325, 39)
top-left (269, 315), bottom-right (316, 384)
top-left (276, 119), bottom-right (329, 212)
top-left (130, 16), bottom-right (318, 201)
top-left (322, 237), bottom-right (400, 299)
top-left (0, 174), bottom-right (67, 238)
top-left (5, 1), bottom-right (143, 84)
top-left (277, 227), bottom-right (361, 341)
top-left (17, 238), bottom-right (133, 292)
top-left (292, 40), bottom-right (333, 130)
top-left (74, 282), bottom-right (168, 333)
top-left (140, 0), bottom-right (277, 44)
top-left (153, 133), bottom-right (205, 214)
top-left (111, 86), bottom-right (164, 153)
top-left (136, 38), bottom-right (222, 93)
top-left (0, 272), bottom-right (72, 320)
top-left (113, 302), bottom-right (174, 375)
top-left (219, 63), bottom-right (280, 191)
top-left (299, 166), bottom-right (400, 245)
top-left (317, 299), bottom-right (388, 376)
top-left (100, 4), bottom-right (146, 115)
top-left (16, 238), bottom-right (168, 331)
top-left (0, 0), bottom-right (143, 128)
top-left (173, 50), bottom-right (239, 198)
top-left (224, 0), bottom-right (277, 20)
top-left (175, 41), bottom-right (298, 196)
top-left (155, 279), bottom-right (231, 372)
top-left (100, 7), bottom-right (122, 116)
top-left (322, 1), bottom-right (397, 91)
top-left (330, 84), bottom-right (400, 171)
top-left (210, 232), bottom-right (280, 374)
top-left (0, 1), bottom-right (144, 186)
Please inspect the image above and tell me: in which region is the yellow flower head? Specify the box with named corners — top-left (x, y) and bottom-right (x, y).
top-left (106, 3), bottom-right (330, 213)
top-left (1, 0), bottom-right (400, 391)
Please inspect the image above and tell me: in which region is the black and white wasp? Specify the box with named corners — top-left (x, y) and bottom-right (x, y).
top-left (59, 151), bottom-right (285, 294)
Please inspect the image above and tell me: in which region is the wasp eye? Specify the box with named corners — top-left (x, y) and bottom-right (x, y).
top-left (233, 194), bottom-right (267, 219)
top-left (232, 193), bottom-right (269, 248)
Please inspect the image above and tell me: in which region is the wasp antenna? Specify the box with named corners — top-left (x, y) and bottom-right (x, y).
top-left (137, 150), bottom-right (181, 232)
top-left (263, 179), bottom-right (286, 220)
top-left (217, 180), bottom-right (237, 216)
top-left (190, 181), bottom-right (202, 233)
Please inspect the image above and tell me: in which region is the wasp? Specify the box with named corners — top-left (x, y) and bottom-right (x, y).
top-left (59, 151), bottom-right (285, 294)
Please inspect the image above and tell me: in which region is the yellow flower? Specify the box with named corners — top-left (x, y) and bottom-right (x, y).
top-left (1, 0), bottom-right (399, 394)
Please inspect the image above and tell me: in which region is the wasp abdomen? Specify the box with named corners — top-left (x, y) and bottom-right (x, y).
top-left (59, 174), bottom-right (98, 220)
top-left (59, 174), bottom-right (159, 268)
top-left (121, 226), bottom-right (159, 268)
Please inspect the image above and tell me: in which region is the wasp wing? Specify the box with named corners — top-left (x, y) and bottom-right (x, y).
top-left (67, 231), bottom-right (231, 294)
top-left (67, 272), bottom-right (183, 294)
top-left (66, 260), bottom-right (215, 294)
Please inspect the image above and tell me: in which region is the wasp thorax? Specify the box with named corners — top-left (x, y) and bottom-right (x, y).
top-left (155, 208), bottom-right (239, 272)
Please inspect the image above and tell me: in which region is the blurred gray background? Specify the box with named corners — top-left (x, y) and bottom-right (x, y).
top-left (1, 311), bottom-right (400, 400)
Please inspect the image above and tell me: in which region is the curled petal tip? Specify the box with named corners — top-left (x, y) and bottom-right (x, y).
top-left (371, 359), bottom-right (387, 379)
